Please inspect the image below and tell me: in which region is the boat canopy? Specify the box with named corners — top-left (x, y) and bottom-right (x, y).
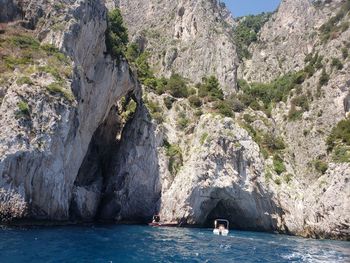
top-left (214, 219), bottom-right (229, 229)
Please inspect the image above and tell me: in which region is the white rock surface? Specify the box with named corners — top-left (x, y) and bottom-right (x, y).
top-left (109, 0), bottom-right (239, 94)
top-left (0, 0), bottom-right (138, 221)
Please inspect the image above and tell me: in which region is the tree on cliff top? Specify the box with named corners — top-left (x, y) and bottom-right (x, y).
top-left (105, 8), bottom-right (128, 61)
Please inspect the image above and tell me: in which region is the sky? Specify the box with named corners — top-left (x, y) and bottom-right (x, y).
top-left (222, 0), bottom-right (281, 17)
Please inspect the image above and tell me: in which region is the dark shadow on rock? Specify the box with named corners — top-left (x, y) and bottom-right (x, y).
top-left (0, 0), bottom-right (45, 29)
top-left (199, 184), bottom-right (285, 232)
top-left (69, 106), bottom-right (122, 222)
top-left (98, 101), bottom-right (161, 223)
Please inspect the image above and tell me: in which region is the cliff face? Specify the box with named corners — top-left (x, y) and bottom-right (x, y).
top-left (108, 0), bottom-right (238, 94)
top-left (159, 115), bottom-right (283, 231)
top-left (239, 0), bottom-right (346, 82)
top-left (234, 0), bottom-right (350, 239)
top-left (146, 0), bottom-right (350, 239)
top-left (0, 0), bottom-right (141, 221)
top-left (0, 0), bottom-right (349, 240)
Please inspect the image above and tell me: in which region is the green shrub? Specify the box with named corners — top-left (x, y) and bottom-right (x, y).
top-left (1, 33), bottom-right (72, 92)
top-left (127, 47), bottom-right (168, 95)
top-left (341, 47), bottom-right (348, 60)
top-left (121, 98), bottom-right (137, 121)
top-left (38, 65), bottom-right (62, 81)
top-left (16, 101), bottom-right (30, 118)
top-left (273, 154), bottom-right (286, 175)
top-left (200, 132), bottom-right (209, 145)
top-left (135, 52), bottom-right (153, 81)
top-left (284, 173), bottom-right (293, 184)
top-left (163, 96), bottom-right (175, 110)
top-left (326, 119), bottom-right (350, 151)
top-left (41, 44), bottom-right (69, 64)
top-left (9, 35), bottom-right (40, 49)
top-left (46, 82), bottom-right (74, 101)
top-left (16, 76), bottom-right (33, 86)
top-left (237, 79), bottom-right (250, 90)
top-left (332, 146), bottom-right (350, 163)
top-left (314, 160), bottom-right (328, 174)
top-left (105, 8), bottom-right (128, 61)
top-left (145, 98), bottom-right (161, 113)
top-left (331, 57), bottom-right (343, 70)
top-left (319, 69), bottom-right (329, 87)
top-left (292, 95), bottom-right (309, 111)
top-left (188, 95), bottom-right (202, 108)
top-left (177, 112), bottom-right (189, 129)
top-left (188, 87), bottom-right (196, 96)
top-left (152, 112), bottom-right (164, 123)
top-left (262, 134), bottom-right (285, 153)
top-left (304, 64), bottom-right (316, 77)
top-left (214, 100), bottom-right (234, 117)
top-left (274, 178), bottom-right (282, 186)
top-left (341, 21), bottom-right (350, 32)
top-left (125, 43), bottom-right (140, 63)
top-left (242, 122), bottom-right (286, 159)
top-left (304, 53), bottom-right (323, 77)
top-left (53, 3), bottom-right (65, 10)
top-left (198, 76), bottom-right (223, 100)
top-left (195, 109), bottom-right (203, 117)
top-left (288, 94), bottom-right (309, 121)
top-left (144, 98), bottom-right (164, 124)
top-left (231, 98), bottom-right (245, 112)
top-left (4, 55), bottom-right (33, 69)
top-left (243, 114), bottom-right (255, 123)
top-left (238, 70), bottom-right (307, 112)
top-left (167, 74), bottom-right (188, 98)
top-left (131, 49), bottom-right (191, 99)
top-left (164, 141), bottom-right (183, 175)
top-left (288, 104), bottom-right (303, 121)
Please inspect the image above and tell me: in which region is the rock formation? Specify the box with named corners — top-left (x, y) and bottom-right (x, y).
top-left (108, 0), bottom-right (239, 94)
top-left (0, 0), bottom-right (142, 221)
top-left (0, 0), bottom-right (349, 240)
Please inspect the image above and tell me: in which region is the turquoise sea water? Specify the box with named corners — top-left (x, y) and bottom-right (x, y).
top-left (0, 225), bottom-right (349, 262)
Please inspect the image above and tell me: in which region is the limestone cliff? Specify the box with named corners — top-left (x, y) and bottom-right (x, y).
top-left (0, 0), bottom-right (349, 241)
top-left (234, 0), bottom-right (350, 239)
top-left (138, 0), bottom-right (350, 240)
top-left (239, 0), bottom-right (346, 82)
top-left (108, 0), bottom-right (239, 94)
top-left (0, 0), bottom-right (143, 221)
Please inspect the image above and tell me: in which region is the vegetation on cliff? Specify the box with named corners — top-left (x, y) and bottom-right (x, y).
top-left (105, 8), bottom-right (129, 61)
top-left (0, 28), bottom-right (73, 103)
top-left (234, 12), bottom-right (272, 60)
top-left (319, 0), bottom-right (350, 43)
top-left (327, 119), bottom-right (350, 163)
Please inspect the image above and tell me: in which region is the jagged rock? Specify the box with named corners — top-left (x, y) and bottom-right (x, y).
top-left (0, 0), bottom-right (22, 23)
top-left (109, 0), bottom-right (239, 94)
top-left (0, 0), bottom-right (348, 241)
top-left (100, 102), bottom-right (161, 221)
top-left (160, 115), bottom-right (284, 231)
top-left (0, 0), bottom-right (138, 221)
top-left (302, 163), bottom-right (350, 239)
top-left (239, 0), bottom-right (345, 82)
top-left (236, 0), bottom-right (350, 239)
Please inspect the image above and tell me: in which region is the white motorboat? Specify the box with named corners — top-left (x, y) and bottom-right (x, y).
top-left (213, 219), bottom-right (229, 236)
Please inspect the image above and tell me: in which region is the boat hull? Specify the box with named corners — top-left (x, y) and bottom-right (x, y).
top-left (148, 223), bottom-right (178, 227)
top-left (213, 229), bottom-right (229, 236)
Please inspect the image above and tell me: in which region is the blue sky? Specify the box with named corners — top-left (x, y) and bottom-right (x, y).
top-left (222, 0), bottom-right (281, 17)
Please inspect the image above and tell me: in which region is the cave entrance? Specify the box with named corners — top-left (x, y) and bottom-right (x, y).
top-left (204, 199), bottom-right (253, 230)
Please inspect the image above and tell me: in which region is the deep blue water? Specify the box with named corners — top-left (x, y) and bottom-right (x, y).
top-left (0, 225), bottom-right (349, 262)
